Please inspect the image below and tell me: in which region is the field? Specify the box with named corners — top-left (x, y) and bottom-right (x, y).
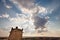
top-left (0, 37), bottom-right (60, 40)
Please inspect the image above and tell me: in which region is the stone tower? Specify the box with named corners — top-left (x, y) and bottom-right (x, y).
top-left (8, 26), bottom-right (23, 40)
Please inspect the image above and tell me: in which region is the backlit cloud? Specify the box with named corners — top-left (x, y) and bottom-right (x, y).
top-left (0, 0), bottom-right (60, 37)
top-left (9, 0), bottom-right (48, 32)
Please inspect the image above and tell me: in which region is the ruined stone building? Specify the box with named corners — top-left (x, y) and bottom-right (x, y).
top-left (1, 26), bottom-right (60, 40)
top-left (8, 26), bottom-right (23, 40)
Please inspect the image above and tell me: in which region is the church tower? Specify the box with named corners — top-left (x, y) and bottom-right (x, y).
top-left (8, 26), bottom-right (23, 40)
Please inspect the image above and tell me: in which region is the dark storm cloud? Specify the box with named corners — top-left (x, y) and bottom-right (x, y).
top-left (33, 16), bottom-right (47, 29)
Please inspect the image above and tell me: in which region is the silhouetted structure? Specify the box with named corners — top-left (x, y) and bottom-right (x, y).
top-left (0, 26), bottom-right (60, 40)
top-left (8, 26), bottom-right (23, 40)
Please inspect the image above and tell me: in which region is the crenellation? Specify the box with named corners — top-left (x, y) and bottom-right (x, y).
top-left (8, 26), bottom-right (23, 40)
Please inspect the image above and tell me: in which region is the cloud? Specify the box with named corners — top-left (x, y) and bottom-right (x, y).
top-left (56, 16), bottom-right (60, 20)
top-left (9, 13), bottom-right (29, 23)
top-left (1, 0), bottom-right (55, 33)
top-left (33, 16), bottom-right (48, 29)
top-left (0, 28), bottom-right (60, 37)
top-left (0, 0), bottom-right (60, 37)
top-left (23, 30), bottom-right (60, 37)
top-left (43, 30), bottom-right (60, 37)
top-left (46, 0), bottom-right (60, 14)
top-left (5, 5), bottom-right (12, 9)
top-left (11, 0), bottom-right (47, 14)
top-left (45, 16), bottom-right (50, 19)
top-left (0, 13), bottom-right (9, 18)
top-left (2, 0), bottom-right (12, 9)
top-left (11, 0), bottom-right (34, 8)
top-left (9, 0), bottom-right (49, 32)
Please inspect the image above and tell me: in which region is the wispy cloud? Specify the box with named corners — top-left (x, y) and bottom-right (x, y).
top-left (0, 13), bottom-right (9, 18)
top-left (9, 0), bottom-right (49, 32)
top-left (2, 0), bottom-right (12, 9)
top-left (9, 13), bottom-right (30, 23)
top-left (23, 30), bottom-right (60, 37)
top-left (0, 0), bottom-right (60, 37)
top-left (5, 5), bottom-right (12, 9)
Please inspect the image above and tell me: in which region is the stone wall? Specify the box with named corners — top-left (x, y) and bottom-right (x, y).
top-left (8, 27), bottom-right (23, 40)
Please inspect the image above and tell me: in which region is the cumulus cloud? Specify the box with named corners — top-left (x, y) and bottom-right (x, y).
top-left (0, 0), bottom-right (60, 37)
top-left (11, 0), bottom-right (47, 14)
top-left (0, 13), bottom-right (9, 18)
top-left (9, 0), bottom-right (49, 33)
top-left (8, 13), bottom-right (35, 33)
top-left (33, 16), bottom-right (47, 29)
top-left (9, 13), bottom-right (29, 23)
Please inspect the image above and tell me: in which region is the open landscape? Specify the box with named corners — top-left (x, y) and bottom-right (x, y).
top-left (0, 0), bottom-right (60, 40)
top-left (0, 37), bottom-right (60, 40)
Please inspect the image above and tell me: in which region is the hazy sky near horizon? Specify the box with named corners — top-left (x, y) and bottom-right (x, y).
top-left (0, 0), bottom-right (60, 37)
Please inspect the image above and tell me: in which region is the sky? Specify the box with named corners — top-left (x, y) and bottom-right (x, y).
top-left (0, 0), bottom-right (60, 37)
